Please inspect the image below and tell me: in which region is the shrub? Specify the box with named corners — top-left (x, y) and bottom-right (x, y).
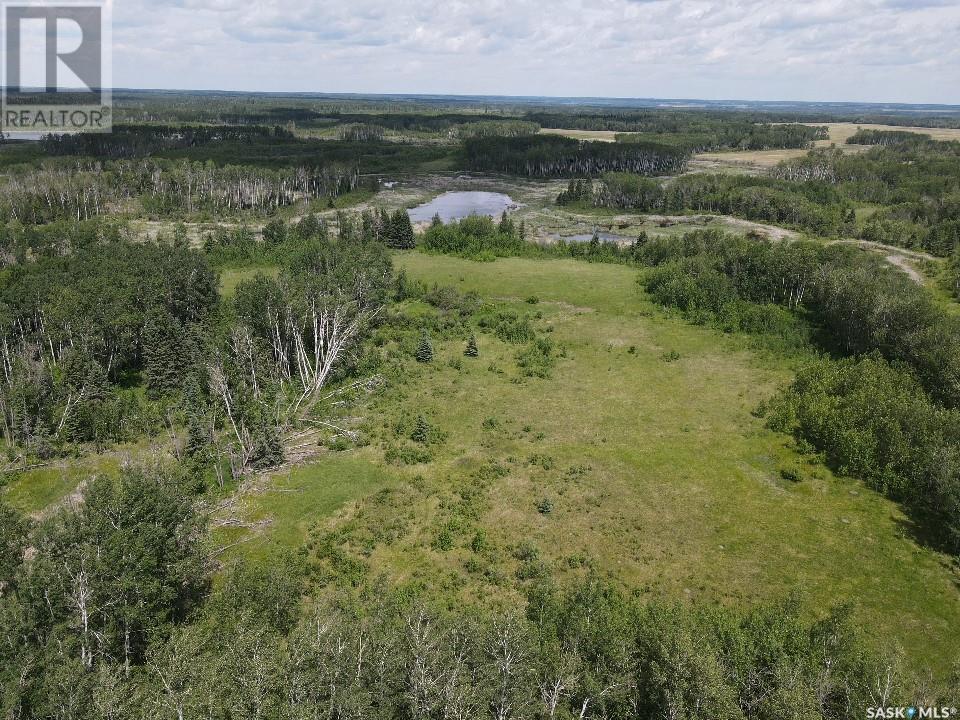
top-left (517, 338), bottom-right (555, 378)
top-left (779, 465), bottom-right (803, 482)
top-left (433, 525), bottom-right (454, 551)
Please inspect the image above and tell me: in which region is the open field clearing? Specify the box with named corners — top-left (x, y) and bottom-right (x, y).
top-left (812, 122), bottom-right (960, 145)
top-left (216, 252), bottom-right (960, 675)
top-left (538, 128), bottom-right (623, 142)
top-left (692, 122), bottom-right (960, 173)
top-left (692, 144), bottom-right (872, 172)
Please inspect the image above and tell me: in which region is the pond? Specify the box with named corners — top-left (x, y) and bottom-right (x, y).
top-left (408, 191), bottom-right (516, 223)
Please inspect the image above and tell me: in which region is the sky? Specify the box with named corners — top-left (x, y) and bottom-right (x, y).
top-left (106, 0), bottom-right (960, 105)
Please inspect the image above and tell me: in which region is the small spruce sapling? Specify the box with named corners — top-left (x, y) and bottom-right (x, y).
top-left (416, 332), bottom-right (434, 363)
top-left (411, 415), bottom-right (430, 443)
top-left (464, 334), bottom-right (479, 358)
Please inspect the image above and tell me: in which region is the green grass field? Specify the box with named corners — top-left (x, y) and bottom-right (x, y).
top-left (218, 265), bottom-right (280, 297)
top-left (219, 251), bottom-right (959, 677)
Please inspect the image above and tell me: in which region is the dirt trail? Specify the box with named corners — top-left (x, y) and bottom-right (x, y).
top-left (828, 239), bottom-right (938, 286)
top-left (829, 238), bottom-right (938, 262)
top-left (883, 254), bottom-right (925, 284)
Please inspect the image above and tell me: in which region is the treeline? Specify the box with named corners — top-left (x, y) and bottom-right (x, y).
top-left (451, 120), bottom-right (539, 139)
top-left (337, 123), bottom-right (386, 142)
top-left (1, 474), bottom-right (941, 718)
top-left (419, 212), bottom-right (650, 266)
top-left (635, 230), bottom-right (960, 552)
top-left (137, 110), bottom-right (541, 138)
top-left (846, 128), bottom-right (927, 146)
top-left (0, 158), bottom-right (361, 223)
top-left (773, 142), bottom-right (960, 255)
top-left (525, 111), bottom-right (825, 150)
top-left (202, 209), bottom-right (415, 267)
top-left (462, 135), bottom-right (688, 177)
top-left (614, 123), bottom-right (824, 153)
top-left (764, 355), bottom-right (960, 552)
top-left (0, 242), bottom-right (218, 454)
top-left (32, 123), bottom-right (454, 176)
top-left (40, 124), bottom-right (294, 158)
top-left (595, 172), bottom-right (854, 236)
top-left (323, 112), bottom-right (538, 136)
top-left (0, 218), bottom-right (125, 262)
top-left (574, 137), bottom-right (960, 256)
top-left (420, 213), bottom-right (528, 260)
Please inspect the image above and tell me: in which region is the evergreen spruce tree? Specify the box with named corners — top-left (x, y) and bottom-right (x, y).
top-left (498, 212), bottom-right (515, 237)
top-left (388, 209), bottom-right (416, 249)
top-left (185, 413), bottom-right (209, 459)
top-left (251, 420), bottom-right (284, 470)
top-left (361, 210), bottom-right (377, 242)
top-left (416, 332), bottom-right (434, 363)
top-left (378, 207), bottom-right (391, 241)
top-left (464, 334), bottom-right (479, 358)
top-left (411, 414), bottom-right (430, 443)
top-left (142, 307), bottom-right (183, 398)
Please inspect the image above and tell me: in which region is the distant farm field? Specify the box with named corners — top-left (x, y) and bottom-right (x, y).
top-left (693, 147), bottom-right (815, 169)
top-left (812, 122), bottom-right (960, 145)
top-left (693, 122), bottom-right (960, 172)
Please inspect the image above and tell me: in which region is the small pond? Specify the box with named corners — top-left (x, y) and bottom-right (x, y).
top-left (408, 191), bottom-right (515, 223)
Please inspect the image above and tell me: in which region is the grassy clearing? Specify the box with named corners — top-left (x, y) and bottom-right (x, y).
top-left (693, 145), bottom-right (870, 172)
top-left (223, 252), bottom-right (959, 677)
top-left (218, 265), bottom-right (280, 297)
top-left (213, 453), bottom-right (392, 565)
top-left (694, 148), bottom-right (818, 169)
top-left (2, 453), bottom-right (123, 516)
top-left (538, 128), bottom-right (624, 142)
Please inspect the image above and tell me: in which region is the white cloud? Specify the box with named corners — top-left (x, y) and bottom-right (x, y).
top-left (111, 0), bottom-right (960, 104)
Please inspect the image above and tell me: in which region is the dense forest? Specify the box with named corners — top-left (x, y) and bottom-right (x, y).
top-left (462, 136), bottom-right (688, 177)
top-left (0, 159), bottom-right (363, 223)
top-left (39, 125), bottom-right (296, 158)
